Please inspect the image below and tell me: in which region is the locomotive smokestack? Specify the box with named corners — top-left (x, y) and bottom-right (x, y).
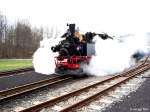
top-left (68, 24), bottom-right (75, 37)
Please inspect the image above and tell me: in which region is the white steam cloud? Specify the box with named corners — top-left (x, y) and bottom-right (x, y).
top-left (83, 33), bottom-right (149, 76)
top-left (33, 32), bottom-right (149, 76)
top-left (32, 38), bottom-right (61, 75)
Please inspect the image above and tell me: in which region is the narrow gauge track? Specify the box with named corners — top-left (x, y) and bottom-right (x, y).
top-left (0, 75), bottom-right (73, 101)
top-left (0, 67), bottom-right (34, 77)
top-left (19, 57), bottom-right (150, 112)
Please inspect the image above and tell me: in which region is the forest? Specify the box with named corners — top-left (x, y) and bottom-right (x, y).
top-left (0, 12), bottom-right (56, 58)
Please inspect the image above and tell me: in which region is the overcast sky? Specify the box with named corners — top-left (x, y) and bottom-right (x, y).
top-left (0, 0), bottom-right (150, 35)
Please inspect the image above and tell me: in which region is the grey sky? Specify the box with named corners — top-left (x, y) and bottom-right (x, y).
top-left (0, 0), bottom-right (150, 35)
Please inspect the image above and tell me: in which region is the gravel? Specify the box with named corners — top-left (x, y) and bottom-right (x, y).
top-left (77, 70), bottom-right (150, 112)
top-left (0, 75), bottom-right (111, 112)
top-left (0, 61), bottom-right (148, 112)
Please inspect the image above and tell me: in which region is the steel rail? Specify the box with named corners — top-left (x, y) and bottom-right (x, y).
top-left (60, 64), bottom-right (150, 112)
top-left (0, 67), bottom-right (34, 77)
top-left (19, 62), bottom-right (149, 112)
top-left (119, 55), bottom-right (149, 77)
top-left (0, 75), bottom-right (73, 101)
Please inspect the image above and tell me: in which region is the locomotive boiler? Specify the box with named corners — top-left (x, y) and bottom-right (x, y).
top-left (51, 24), bottom-right (113, 76)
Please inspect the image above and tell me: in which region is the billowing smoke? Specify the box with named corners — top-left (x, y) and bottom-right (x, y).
top-left (32, 38), bottom-right (61, 75)
top-left (33, 31), bottom-right (149, 76)
top-left (82, 33), bottom-right (149, 76)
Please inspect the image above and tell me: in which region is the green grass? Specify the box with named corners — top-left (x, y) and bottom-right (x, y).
top-left (0, 59), bottom-right (33, 72)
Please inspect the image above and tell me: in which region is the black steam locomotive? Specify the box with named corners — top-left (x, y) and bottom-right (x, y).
top-left (51, 24), bottom-right (113, 76)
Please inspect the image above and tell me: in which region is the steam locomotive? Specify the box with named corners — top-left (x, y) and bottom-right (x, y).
top-left (51, 24), bottom-right (113, 76)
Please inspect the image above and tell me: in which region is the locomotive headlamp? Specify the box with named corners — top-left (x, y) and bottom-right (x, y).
top-left (76, 46), bottom-right (81, 51)
top-left (51, 46), bottom-right (56, 52)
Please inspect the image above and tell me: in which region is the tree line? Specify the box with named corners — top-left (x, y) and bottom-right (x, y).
top-left (0, 13), bottom-right (44, 58)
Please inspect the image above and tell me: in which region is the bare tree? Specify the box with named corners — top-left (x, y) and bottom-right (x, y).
top-left (0, 13), bottom-right (7, 58)
top-left (0, 13), bottom-right (44, 58)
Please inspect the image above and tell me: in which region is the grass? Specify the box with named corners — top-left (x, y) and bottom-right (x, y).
top-left (0, 59), bottom-right (33, 72)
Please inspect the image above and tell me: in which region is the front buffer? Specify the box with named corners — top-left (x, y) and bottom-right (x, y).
top-left (55, 67), bottom-right (84, 76)
top-left (54, 56), bottom-right (90, 76)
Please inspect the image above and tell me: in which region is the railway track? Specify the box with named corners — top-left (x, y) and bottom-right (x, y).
top-left (0, 75), bottom-right (73, 101)
top-left (19, 57), bottom-right (150, 112)
top-left (0, 67), bottom-right (34, 77)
